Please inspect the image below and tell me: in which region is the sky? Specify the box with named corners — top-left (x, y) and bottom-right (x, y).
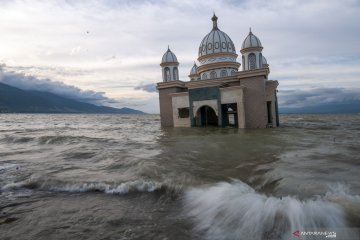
top-left (0, 0), bottom-right (359, 113)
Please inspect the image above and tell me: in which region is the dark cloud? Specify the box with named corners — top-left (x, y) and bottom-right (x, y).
top-left (0, 64), bottom-right (118, 106)
top-left (278, 88), bottom-right (360, 108)
top-left (134, 83), bottom-right (157, 93)
top-left (3, 65), bottom-right (91, 77)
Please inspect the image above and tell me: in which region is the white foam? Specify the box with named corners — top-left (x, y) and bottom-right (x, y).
top-left (0, 163), bottom-right (18, 171)
top-left (2, 178), bottom-right (163, 195)
top-left (184, 180), bottom-right (356, 240)
top-left (47, 180), bottom-right (162, 194)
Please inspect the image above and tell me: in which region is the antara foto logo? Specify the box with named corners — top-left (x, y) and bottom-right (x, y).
top-left (293, 230), bottom-right (300, 237)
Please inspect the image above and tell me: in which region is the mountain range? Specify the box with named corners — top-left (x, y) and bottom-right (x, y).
top-left (0, 82), bottom-right (145, 114)
top-left (1, 82), bottom-right (359, 114)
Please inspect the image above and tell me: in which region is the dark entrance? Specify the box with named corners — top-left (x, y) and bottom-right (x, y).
top-left (221, 103), bottom-right (238, 127)
top-left (196, 105), bottom-right (218, 127)
top-left (267, 101), bottom-right (272, 124)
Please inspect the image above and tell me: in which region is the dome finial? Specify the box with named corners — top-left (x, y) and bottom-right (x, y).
top-left (211, 13), bottom-right (218, 29)
top-left (249, 27), bottom-right (252, 34)
top-left (168, 45), bottom-right (170, 50)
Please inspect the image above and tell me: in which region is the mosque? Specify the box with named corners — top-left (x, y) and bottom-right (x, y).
top-left (157, 14), bottom-right (279, 128)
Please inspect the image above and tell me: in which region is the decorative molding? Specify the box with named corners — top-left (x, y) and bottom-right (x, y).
top-left (157, 80), bottom-right (186, 90)
top-left (240, 46), bottom-right (263, 54)
top-left (197, 62), bottom-right (240, 74)
top-left (186, 78), bottom-right (239, 89)
top-left (160, 62), bottom-right (179, 67)
top-left (234, 68), bottom-right (269, 79)
top-left (198, 52), bottom-right (238, 62)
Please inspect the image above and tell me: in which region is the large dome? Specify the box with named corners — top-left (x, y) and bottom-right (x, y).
top-left (161, 47), bottom-right (178, 63)
top-left (198, 14), bottom-right (236, 57)
top-left (241, 30), bottom-right (262, 50)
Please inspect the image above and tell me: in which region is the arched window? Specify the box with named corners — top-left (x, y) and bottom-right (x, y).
top-left (248, 53), bottom-right (256, 70)
top-left (164, 67), bottom-right (170, 81)
top-left (202, 73), bottom-right (207, 80)
top-left (242, 55), bottom-right (245, 71)
top-left (210, 71), bottom-right (217, 79)
top-left (259, 53), bottom-right (263, 68)
top-left (173, 67), bottom-right (178, 80)
top-left (220, 70), bottom-right (227, 77)
top-left (231, 70), bottom-right (236, 76)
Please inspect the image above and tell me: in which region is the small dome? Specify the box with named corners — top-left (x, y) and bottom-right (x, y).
top-left (198, 14), bottom-right (236, 57)
top-left (262, 55), bottom-right (267, 65)
top-left (161, 47), bottom-right (178, 63)
top-left (241, 29), bottom-right (262, 50)
top-left (190, 62), bottom-right (198, 75)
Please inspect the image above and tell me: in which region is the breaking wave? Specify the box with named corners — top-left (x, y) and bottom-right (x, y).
top-left (0, 163), bottom-right (19, 171)
top-left (2, 178), bottom-right (165, 195)
top-left (184, 180), bottom-right (359, 240)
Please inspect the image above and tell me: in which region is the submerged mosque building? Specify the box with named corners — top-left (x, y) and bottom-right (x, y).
top-left (157, 14), bottom-right (279, 128)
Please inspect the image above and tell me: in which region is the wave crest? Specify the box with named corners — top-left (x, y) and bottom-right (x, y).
top-left (184, 180), bottom-right (358, 240)
top-left (2, 178), bottom-right (164, 195)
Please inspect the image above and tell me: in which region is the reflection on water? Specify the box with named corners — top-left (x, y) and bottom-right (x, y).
top-left (0, 113), bottom-right (359, 239)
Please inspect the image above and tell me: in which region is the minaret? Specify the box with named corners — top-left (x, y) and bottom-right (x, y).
top-left (160, 46), bottom-right (179, 82)
top-left (240, 28), bottom-right (264, 71)
top-left (189, 62), bottom-right (200, 81)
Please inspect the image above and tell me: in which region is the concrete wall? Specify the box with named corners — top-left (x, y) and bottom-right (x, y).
top-left (158, 87), bottom-right (185, 127)
top-left (240, 76), bottom-right (267, 128)
top-left (172, 94), bottom-right (190, 127)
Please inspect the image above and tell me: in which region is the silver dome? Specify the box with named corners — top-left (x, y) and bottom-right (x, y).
top-left (262, 55), bottom-right (267, 65)
top-left (241, 30), bottom-right (262, 49)
top-left (190, 62), bottom-right (198, 75)
top-left (198, 14), bottom-right (236, 57)
top-left (161, 47), bottom-right (178, 63)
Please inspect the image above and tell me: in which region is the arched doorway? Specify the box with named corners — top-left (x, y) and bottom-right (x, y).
top-left (195, 105), bottom-right (218, 127)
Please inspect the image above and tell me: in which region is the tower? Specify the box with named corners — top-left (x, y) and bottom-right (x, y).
top-left (160, 47), bottom-right (179, 82)
top-left (188, 62), bottom-right (200, 81)
top-left (240, 29), bottom-right (264, 71)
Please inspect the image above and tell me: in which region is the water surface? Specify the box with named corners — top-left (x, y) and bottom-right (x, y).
top-left (1, 114), bottom-right (359, 239)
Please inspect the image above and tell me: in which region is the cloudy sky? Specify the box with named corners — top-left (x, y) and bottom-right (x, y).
top-left (0, 0), bottom-right (359, 113)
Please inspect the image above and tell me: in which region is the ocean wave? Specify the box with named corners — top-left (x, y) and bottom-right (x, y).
top-left (0, 134), bottom-right (109, 145)
top-left (184, 180), bottom-right (359, 240)
top-left (1, 135), bottom-right (34, 144)
top-left (0, 163), bottom-right (19, 171)
top-left (1, 178), bottom-right (166, 195)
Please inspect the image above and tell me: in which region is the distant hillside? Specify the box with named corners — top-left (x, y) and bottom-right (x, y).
top-left (280, 102), bottom-right (360, 114)
top-left (0, 82), bottom-right (145, 114)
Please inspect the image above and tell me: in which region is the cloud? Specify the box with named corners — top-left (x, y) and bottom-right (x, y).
top-left (134, 83), bottom-right (157, 93)
top-left (278, 87), bottom-right (360, 108)
top-left (0, 64), bottom-right (118, 106)
top-left (70, 46), bottom-right (87, 56)
top-left (1, 0), bottom-right (360, 114)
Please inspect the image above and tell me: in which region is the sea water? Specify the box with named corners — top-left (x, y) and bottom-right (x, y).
top-left (0, 114), bottom-right (359, 239)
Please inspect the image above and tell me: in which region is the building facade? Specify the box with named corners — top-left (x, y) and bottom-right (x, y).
top-left (157, 14), bottom-right (279, 128)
